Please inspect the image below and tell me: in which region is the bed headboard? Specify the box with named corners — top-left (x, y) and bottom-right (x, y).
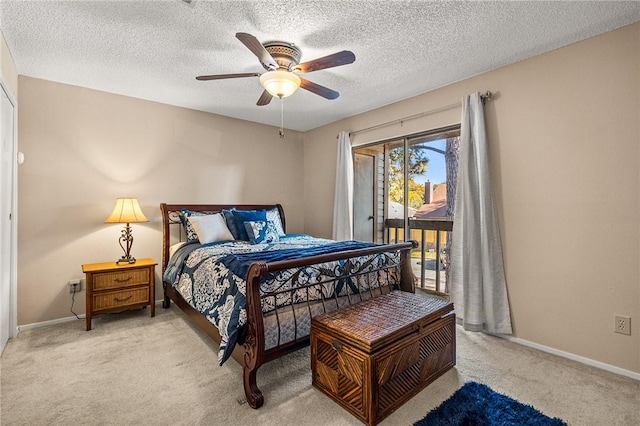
top-left (159, 203), bottom-right (285, 273)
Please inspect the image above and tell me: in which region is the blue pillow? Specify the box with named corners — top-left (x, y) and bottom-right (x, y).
top-left (244, 221), bottom-right (279, 244)
top-left (232, 209), bottom-right (267, 241)
top-left (221, 208), bottom-right (243, 240)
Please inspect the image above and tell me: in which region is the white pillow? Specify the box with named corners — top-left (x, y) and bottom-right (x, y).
top-left (187, 213), bottom-right (234, 244)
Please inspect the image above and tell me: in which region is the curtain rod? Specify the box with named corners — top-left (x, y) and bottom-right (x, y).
top-left (343, 91), bottom-right (493, 138)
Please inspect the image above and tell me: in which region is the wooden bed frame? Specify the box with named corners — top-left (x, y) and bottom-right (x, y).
top-left (160, 203), bottom-right (417, 409)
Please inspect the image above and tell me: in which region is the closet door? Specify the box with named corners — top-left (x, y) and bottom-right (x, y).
top-left (0, 85), bottom-right (15, 354)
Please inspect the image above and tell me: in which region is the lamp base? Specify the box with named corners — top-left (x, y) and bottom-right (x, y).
top-left (116, 256), bottom-right (137, 264)
top-left (115, 223), bottom-right (136, 264)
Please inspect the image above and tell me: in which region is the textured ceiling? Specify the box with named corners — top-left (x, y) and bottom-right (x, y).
top-left (1, 1), bottom-right (639, 131)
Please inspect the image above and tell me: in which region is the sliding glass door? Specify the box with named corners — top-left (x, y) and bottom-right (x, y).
top-left (353, 125), bottom-right (460, 294)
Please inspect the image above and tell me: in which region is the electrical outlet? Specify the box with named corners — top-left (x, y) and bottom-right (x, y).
top-left (614, 315), bottom-right (631, 335)
top-left (69, 279), bottom-right (81, 293)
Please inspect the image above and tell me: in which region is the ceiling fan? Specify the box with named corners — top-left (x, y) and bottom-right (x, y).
top-left (196, 32), bottom-right (356, 106)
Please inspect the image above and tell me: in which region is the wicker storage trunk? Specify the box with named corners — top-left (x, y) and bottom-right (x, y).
top-left (310, 291), bottom-right (455, 426)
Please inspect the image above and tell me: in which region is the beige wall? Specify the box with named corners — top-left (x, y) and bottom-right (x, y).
top-left (17, 77), bottom-right (304, 325)
top-left (304, 23), bottom-right (640, 373)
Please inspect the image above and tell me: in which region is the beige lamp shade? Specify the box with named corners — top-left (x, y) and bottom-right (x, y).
top-left (259, 70), bottom-right (301, 98)
top-left (105, 198), bottom-right (149, 224)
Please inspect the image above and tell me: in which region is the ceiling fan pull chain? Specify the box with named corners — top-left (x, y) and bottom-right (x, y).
top-left (279, 97), bottom-right (285, 139)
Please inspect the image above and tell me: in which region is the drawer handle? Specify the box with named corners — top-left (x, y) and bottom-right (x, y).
top-left (114, 295), bottom-right (133, 303)
top-left (331, 339), bottom-right (343, 351)
top-left (113, 276), bottom-right (133, 283)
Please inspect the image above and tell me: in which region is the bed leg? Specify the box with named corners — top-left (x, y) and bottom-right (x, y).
top-left (162, 282), bottom-right (171, 308)
top-left (243, 365), bottom-right (264, 409)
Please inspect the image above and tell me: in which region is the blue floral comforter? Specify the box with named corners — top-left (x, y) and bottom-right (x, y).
top-left (163, 234), bottom-right (394, 365)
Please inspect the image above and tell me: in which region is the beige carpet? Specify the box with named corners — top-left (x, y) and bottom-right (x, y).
top-left (1, 305), bottom-right (638, 425)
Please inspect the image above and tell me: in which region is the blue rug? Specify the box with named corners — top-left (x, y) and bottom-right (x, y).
top-left (414, 382), bottom-right (567, 426)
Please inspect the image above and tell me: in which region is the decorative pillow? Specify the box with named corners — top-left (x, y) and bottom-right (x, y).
top-left (266, 207), bottom-right (285, 236)
top-left (243, 220), bottom-right (279, 244)
top-left (221, 208), bottom-right (243, 240)
top-left (179, 209), bottom-right (207, 243)
top-left (187, 213), bottom-right (234, 244)
top-left (232, 209), bottom-right (267, 241)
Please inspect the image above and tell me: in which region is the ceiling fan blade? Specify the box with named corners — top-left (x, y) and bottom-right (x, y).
top-left (236, 32), bottom-right (277, 70)
top-left (294, 50), bottom-right (355, 73)
top-left (196, 73), bottom-right (260, 81)
top-left (299, 77), bottom-right (339, 100)
top-left (257, 90), bottom-right (273, 106)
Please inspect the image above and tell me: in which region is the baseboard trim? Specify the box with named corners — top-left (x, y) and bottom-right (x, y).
top-left (499, 334), bottom-right (640, 381)
top-left (17, 300), bottom-right (165, 333)
top-left (18, 314), bottom-right (85, 332)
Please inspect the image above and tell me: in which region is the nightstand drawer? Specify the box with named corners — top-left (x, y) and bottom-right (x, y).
top-left (92, 269), bottom-right (150, 291)
top-left (92, 287), bottom-right (150, 311)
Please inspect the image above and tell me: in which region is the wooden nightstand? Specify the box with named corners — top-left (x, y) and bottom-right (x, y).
top-left (82, 258), bottom-right (157, 331)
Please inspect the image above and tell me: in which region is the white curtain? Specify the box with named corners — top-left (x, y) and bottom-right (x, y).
top-left (332, 131), bottom-right (354, 241)
top-left (450, 93), bottom-right (513, 335)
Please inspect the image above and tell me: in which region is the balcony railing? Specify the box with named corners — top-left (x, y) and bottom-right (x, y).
top-left (385, 218), bottom-right (453, 296)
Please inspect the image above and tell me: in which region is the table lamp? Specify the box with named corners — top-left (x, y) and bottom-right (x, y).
top-left (105, 197), bottom-right (148, 264)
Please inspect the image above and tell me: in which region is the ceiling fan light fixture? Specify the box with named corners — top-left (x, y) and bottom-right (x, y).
top-left (260, 70), bottom-right (301, 98)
